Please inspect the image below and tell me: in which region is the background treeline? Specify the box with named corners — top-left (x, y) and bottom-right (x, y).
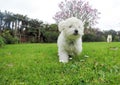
top-left (0, 11), bottom-right (59, 45)
top-left (0, 11), bottom-right (120, 46)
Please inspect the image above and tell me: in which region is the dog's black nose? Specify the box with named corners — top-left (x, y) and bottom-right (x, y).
top-left (74, 30), bottom-right (78, 35)
top-left (74, 30), bottom-right (78, 34)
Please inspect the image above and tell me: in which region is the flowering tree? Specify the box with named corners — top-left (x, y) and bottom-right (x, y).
top-left (53, 0), bottom-right (100, 27)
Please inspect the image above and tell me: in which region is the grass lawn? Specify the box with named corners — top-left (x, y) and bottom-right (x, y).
top-left (0, 42), bottom-right (120, 85)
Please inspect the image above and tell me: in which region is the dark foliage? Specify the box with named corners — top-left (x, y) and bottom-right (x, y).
top-left (0, 36), bottom-right (5, 47)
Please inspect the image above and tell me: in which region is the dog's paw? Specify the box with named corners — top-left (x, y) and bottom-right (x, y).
top-left (59, 58), bottom-right (68, 63)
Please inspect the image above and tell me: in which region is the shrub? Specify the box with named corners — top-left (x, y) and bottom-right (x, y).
top-left (12, 36), bottom-right (19, 44)
top-left (83, 33), bottom-right (106, 42)
top-left (95, 35), bottom-right (106, 42)
top-left (83, 33), bottom-right (96, 42)
top-left (113, 36), bottom-right (119, 42)
top-left (2, 30), bottom-right (19, 44)
top-left (0, 36), bottom-right (5, 47)
top-left (44, 31), bottom-right (59, 43)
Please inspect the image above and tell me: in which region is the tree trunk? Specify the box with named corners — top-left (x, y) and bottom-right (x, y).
top-left (14, 20), bottom-right (18, 37)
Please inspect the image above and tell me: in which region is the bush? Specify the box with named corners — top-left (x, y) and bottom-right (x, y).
top-left (83, 33), bottom-right (106, 42)
top-left (83, 33), bottom-right (96, 42)
top-left (95, 35), bottom-right (106, 42)
top-left (0, 36), bottom-right (5, 47)
top-left (113, 36), bottom-right (119, 42)
top-left (28, 36), bottom-right (36, 43)
top-left (44, 31), bottom-right (59, 43)
top-left (3, 34), bottom-right (19, 44)
top-left (2, 30), bottom-right (19, 44)
top-left (12, 36), bottom-right (19, 44)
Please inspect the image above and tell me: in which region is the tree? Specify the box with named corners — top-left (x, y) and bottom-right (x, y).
top-left (53, 0), bottom-right (100, 27)
top-left (0, 11), bottom-right (4, 32)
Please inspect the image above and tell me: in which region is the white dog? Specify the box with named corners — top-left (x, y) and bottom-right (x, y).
top-left (107, 35), bottom-right (112, 42)
top-left (57, 17), bottom-right (84, 63)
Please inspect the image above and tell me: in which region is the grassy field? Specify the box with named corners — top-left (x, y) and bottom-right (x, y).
top-left (0, 42), bottom-right (120, 85)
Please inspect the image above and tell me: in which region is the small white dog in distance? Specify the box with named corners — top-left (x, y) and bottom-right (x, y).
top-left (57, 17), bottom-right (84, 63)
top-left (107, 35), bottom-right (112, 42)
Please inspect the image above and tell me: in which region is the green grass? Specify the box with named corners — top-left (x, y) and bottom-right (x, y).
top-left (0, 42), bottom-right (120, 85)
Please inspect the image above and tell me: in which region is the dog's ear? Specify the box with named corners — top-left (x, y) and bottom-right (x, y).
top-left (58, 21), bottom-right (65, 32)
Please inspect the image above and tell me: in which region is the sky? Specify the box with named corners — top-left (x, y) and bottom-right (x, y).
top-left (0, 0), bottom-right (120, 31)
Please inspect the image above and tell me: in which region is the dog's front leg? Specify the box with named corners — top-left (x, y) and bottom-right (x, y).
top-left (58, 51), bottom-right (69, 63)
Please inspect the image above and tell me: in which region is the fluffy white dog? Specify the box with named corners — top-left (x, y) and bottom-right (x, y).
top-left (57, 17), bottom-right (84, 63)
top-left (107, 35), bottom-right (112, 42)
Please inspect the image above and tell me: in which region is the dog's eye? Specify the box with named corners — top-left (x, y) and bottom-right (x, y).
top-left (69, 25), bottom-right (72, 28)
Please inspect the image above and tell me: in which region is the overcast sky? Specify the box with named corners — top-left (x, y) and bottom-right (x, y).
top-left (0, 0), bottom-right (120, 31)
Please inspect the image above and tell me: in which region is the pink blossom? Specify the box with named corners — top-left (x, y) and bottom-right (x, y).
top-left (53, 0), bottom-right (100, 26)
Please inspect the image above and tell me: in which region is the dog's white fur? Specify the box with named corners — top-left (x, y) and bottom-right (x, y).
top-left (107, 35), bottom-right (112, 42)
top-left (57, 17), bottom-right (84, 63)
